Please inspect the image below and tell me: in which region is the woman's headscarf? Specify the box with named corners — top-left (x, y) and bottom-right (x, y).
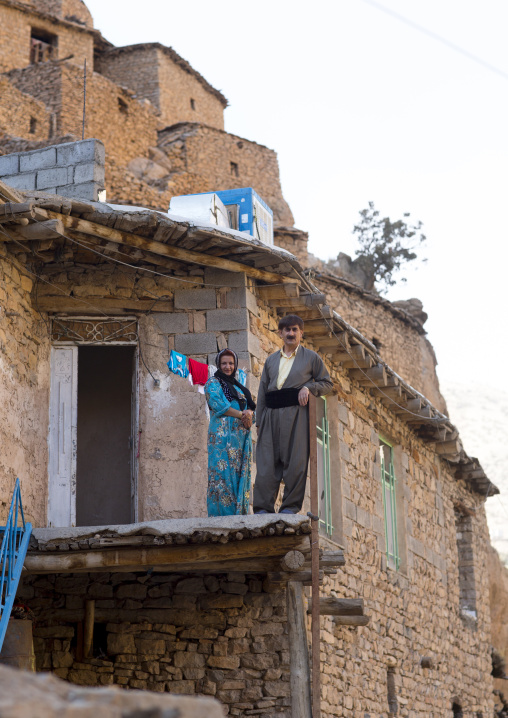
top-left (214, 349), bottom-right (256, 411)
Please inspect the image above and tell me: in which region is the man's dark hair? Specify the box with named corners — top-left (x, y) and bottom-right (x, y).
top-left (278, 314), bottom-right (304, 331)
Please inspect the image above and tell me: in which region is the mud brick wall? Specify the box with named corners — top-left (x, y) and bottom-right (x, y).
top-left (0, 77), bottom-right (50, 141)
top-left (95, 46), bottom-right (226, 131)
top-left (20, 570), bottom-right (291, 717)
top-left (0, 1), bottom-right (94, 74)
top-left (0, 247), bottom-right (50, 528)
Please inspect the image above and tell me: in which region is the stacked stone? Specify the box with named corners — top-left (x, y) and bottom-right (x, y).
top-left (21, 571), bottom-right (291, 717)
top-left (250, 297), bottom-right (494, 716)
top-left (0, 77), bottom-right (50, 141)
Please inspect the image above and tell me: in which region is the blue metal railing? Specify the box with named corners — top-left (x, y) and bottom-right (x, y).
top-left (0, 479), bottom-right (32, 652)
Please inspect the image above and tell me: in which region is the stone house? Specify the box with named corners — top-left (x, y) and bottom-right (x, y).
top-left (0, 1), bottom-right (505, 716)
top-left (0, 0), bottom-right (294, 224)
top-left (0, 137), bottom-right (500, 718)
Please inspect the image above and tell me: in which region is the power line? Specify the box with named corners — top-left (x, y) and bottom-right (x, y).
top-left (359, 0), bottom-right (508, 82)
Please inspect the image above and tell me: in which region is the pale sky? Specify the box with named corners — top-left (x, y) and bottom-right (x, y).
top-left (85, 0), bottom-right (508, 391)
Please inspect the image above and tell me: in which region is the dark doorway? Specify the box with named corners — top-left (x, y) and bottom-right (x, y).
top-left (76, 346), bottom-right (135, 526)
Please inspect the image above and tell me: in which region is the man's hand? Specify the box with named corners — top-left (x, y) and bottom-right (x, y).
top-left (298, 386), bottom-right (310, 406)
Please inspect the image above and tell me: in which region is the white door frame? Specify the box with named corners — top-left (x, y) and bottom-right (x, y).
top-left (48, 346), bottom-right (78, 527)
top-left (48, 318), bottom-right (139, 527)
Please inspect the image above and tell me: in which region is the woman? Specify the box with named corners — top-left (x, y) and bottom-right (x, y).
top-left (205, 349), bottom-right (256, 516)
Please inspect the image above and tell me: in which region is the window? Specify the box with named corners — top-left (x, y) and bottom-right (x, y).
top-left (230, 161), bottom-right (239, 177)
top-left (455, 509), bottom-right (477, 620)
top-left (317, 396), bottom-right (333, 537)
top-left (29, 117), bottom-right (37, 134)
top-left (387, 668), bottom-right (398, 715)
top-left (380, 439), bottom-right (400, 570)
top-left (190, 98), bottom-right (196, 110)
top-left (30, 28), bottom-right (58, 63)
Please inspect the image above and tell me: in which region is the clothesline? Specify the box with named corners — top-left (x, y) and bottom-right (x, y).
top-left (167, 349), bottom-right (247, 389)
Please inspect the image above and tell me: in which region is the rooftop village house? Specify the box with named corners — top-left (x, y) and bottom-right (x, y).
top-left (0, 2), bottom-right (507, 718)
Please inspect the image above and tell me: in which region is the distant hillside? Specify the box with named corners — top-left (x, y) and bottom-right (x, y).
top-left (441, 380), bottom-right (508, 564)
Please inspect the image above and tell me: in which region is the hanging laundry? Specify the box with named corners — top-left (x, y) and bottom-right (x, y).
top-left (208, 365), bottom-right (217, 378)
top-left (238, 368), bottom-right (247, 386)
top-left (189, 358), bottom-right (208, 386)
top-left (167, 350), bottom-right (189, 378)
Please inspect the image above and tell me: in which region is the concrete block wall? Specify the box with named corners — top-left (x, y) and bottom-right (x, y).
top-left (0, 139), bottom-right (105, 200)
top-left (159, 269), bottom-right (260, 381)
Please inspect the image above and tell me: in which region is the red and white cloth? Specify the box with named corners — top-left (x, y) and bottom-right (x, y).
top-left (189, 358), bottom-right (208, 386)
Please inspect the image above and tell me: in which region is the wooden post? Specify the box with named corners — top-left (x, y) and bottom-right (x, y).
top-left (287, 581), bottom-right (312, 718)
top-left (83, 599), bottom-right (95, 659)
top-left (308, 394), bottom-right (321, 718)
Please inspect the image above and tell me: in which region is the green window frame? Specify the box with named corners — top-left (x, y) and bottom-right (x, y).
top-left (380, 439), bottom-right (400, 570)
top-left (316, 396), bottom-right (333, 537)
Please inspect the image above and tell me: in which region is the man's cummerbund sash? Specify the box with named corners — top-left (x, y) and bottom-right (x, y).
top-left (265, 388), bottom-right (300, 408)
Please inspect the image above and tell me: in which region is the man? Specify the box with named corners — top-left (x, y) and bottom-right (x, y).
top-left (253, 314), bottom-right (333, 514)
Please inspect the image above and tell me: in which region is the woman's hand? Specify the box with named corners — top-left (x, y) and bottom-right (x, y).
top-left (241, 409), bottom-right (253, 429)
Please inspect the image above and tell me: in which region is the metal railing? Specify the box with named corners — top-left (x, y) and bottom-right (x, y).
top-left (0, 479), bottom-right (32, 652)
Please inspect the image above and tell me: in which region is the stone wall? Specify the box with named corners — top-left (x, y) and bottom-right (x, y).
top-left (5, 62), bottom-right (160, 167)
top-left (95, 45), bottom-right (226, 131)
top-left (27, 0), bottom-right (95, 27)
top-left (0, 246), bottom-right (50, 528)
top-left (488, 545), bottom-right (508, 695)
top-left (311, 275), bottom-right (447, 413)
top-left (0, 662), bottom-right (223, 717)
top-left (0, 247), bottom-right (497, 715)
top-left (19, 570), bottom-right (291, 717)
top-left (34, 263), bottom-right (258, 521)
top-left (248, 292), bottom-right (494, 716)
top-left (0, 1), bottom-right (95, 74)
top-left (152, 124), bottom-right (294, 225)
top-left (0, 138), bottom-right (104, 199)
top-left (0, 76), bottom-right (50, 140)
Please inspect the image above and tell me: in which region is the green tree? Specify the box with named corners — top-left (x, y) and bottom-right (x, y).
top-left (353, 201), bottom-right (426, 293)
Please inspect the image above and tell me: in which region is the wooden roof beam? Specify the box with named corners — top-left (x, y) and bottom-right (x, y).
top-left (256, 283), bottom-right (300, 301)
top-left (26, 208), bottom-right (299, 286)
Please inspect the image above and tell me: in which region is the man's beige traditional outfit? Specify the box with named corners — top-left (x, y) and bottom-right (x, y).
top-left (253, 345), bottom-right (332, 513)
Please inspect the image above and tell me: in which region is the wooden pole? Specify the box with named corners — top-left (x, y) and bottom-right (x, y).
top-left (82, 58), bottom-right (87, 141)
top-left (308, 394), bottom-right (321, 718)
top-left (83, 599), bottom-right (95, 659)
top-left (287, 580), bottom-right (312, 718)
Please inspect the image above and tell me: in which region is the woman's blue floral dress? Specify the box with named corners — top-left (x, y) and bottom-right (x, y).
top-left (205, 376), bottom-right (252, 516)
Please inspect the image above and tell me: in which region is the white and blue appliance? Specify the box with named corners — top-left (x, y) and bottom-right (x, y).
top-left (216, 188), bottom-right (273, 246)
